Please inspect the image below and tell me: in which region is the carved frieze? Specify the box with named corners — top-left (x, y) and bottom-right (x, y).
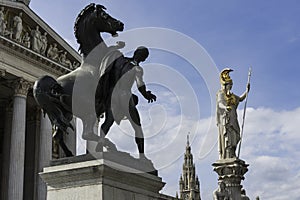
top-left (0, 5), bottom-right (81, 72)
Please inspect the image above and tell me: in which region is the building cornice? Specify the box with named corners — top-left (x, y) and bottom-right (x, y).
top-left (0, 1), bottom-right (82, 77)
top-left (0, 35), bottom-right (71, 76)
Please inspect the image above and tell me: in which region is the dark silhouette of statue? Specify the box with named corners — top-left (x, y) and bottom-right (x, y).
top-left (33, 3), bottom-right (156, 159)
top-left (34, 3), bottom-right (124, 156)
top-left (95, 46), bottom-right (156, 156)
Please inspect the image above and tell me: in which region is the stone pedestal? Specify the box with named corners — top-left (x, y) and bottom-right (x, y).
top-left (212, 158), bottom-right (249, 200)
top-left (40, 152), bottom-right (166, 200)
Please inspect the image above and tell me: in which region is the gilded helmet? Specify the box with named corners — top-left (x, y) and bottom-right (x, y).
top-left (220, 68), bottom-right (233, 85)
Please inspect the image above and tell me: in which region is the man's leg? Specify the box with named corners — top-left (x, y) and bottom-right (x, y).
top-left (128, 107), bottom-right (144, 156)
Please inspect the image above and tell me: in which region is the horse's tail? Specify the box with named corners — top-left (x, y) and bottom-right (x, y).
top-left (33, 75), bottom-right (74, 132)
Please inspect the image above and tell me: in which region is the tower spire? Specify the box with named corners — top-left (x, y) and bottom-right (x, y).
top-left (177, 133), bottom-right (201, 200)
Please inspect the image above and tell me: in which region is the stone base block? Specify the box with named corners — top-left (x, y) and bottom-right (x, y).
top-left (40, 152), bottom-right (168, 200)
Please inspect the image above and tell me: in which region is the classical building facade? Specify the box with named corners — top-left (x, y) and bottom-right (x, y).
top-left (177, 136), bottom-right (201, 200)
top-left (0, 1), bottom-right (81, 200)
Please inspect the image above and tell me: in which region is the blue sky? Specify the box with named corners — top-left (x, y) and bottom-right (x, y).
top-left (30, 1), bottom-right (300, 199)
top-left (30, 0), bottom-right (300, 111)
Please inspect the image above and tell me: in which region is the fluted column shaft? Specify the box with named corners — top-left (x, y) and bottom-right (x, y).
top-left (36, 112), bottom-right (52, 200)
top-left (7, 78), bottom-right (31, 200)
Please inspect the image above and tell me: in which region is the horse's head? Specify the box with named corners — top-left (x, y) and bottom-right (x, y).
top-left (93, 5), bottom-right (124, 36)
top-left (74, 3), bottom-right (124, 56)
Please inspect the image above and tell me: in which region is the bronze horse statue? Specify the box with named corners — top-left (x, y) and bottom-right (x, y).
top-left (33, 3), bottom-right (156, 158)
top-left (33, 4), bottom-right (123, 156)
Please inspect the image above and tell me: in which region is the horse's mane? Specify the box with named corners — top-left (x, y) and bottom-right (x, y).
top-left (74, 3), bottom-right (96, 54)
top-left (74, 4), bottom-right (107, 55)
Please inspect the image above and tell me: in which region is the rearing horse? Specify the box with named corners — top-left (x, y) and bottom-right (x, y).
top-left (33, 4), bottom-right (124, 156)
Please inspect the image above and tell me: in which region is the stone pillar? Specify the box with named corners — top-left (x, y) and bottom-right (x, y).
top-left (212, 158), bottom-right (249, 200)
top-left (23, 108), bottom-right (39, 200)
top-left (1, 102), bottom-right (13, 200)
top-left (7, 78), bottom-right (31, 200)
top-left (36, 112), bottom-right (52, 200)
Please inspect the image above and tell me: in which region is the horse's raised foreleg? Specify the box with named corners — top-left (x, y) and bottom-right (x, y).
top-left (53, 128), bottom-right (73, 157)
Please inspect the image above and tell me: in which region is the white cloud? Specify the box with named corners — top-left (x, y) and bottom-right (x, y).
top-left (240, 107), bottom-right (300, 200)
top-left (115, 106), bottom-right (300, 200)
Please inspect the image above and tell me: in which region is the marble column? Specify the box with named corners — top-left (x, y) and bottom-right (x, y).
top-left (23, 108), bottom-right (39, 200)
top-left (36, 111), bottom-right (52, 200)
top-left (7, 78), bottom-right (31, 200)
top-left (1, 102), bottom-right (13, 200)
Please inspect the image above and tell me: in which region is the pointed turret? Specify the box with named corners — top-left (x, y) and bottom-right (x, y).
top-left (177, 134), bottom-right (201, 200)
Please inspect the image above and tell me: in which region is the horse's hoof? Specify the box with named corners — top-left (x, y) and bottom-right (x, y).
top-left (94, 138), bottom-right (117, 152)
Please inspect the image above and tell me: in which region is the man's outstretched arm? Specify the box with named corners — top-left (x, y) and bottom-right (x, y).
top-left (138, 85), bottom-right (156, 103)
top-left (135, 66), bottom-right (156, 103)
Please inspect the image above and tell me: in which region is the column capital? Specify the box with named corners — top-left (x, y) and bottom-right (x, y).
top-left (14, 78), bottom-right (32, 97)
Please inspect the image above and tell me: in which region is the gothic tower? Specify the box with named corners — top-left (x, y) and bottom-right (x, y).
top-left (178, 135), bottom-right (201, 200)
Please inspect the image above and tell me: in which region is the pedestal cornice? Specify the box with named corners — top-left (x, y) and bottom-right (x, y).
top-left (212, 158), bottom-right (249, 182)
top-left (41, 152), bottom-right (164, 193)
